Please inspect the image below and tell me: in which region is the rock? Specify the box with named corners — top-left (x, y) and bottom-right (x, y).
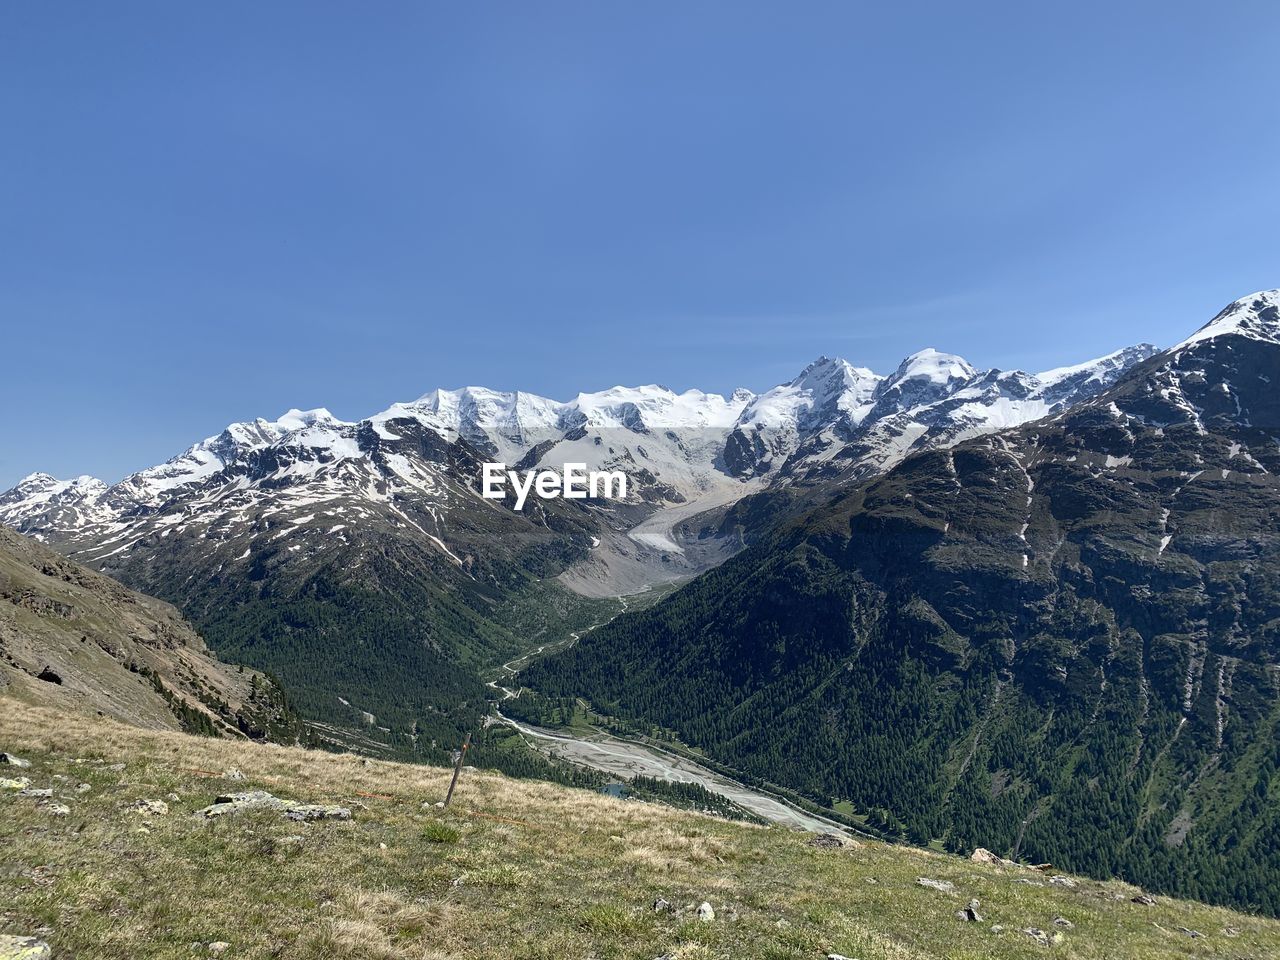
top-left (1021, 928), bottom-right (1050, 946)
top-left (696, 902), bottom-right (715, 922)
top-left (19, 788), bottom-right (53, 798)
top-left (284, 804), bottom-right (351, 822)
top-left (166, 792), bottom-right (181, 802)
top-left (1011, 877), bottom-right (1043, 886)
top-left (1047, 875), bottom-right (1076, 887)
top-left (1131, 894), bottom-right (1156, 906)
top-left (207, 942), bottom-right (231, 954)
top-left (970, 847), bottom-right (1018, 867)
top-left (197, 790), bottom-right (289, 817)
top-left (810, 832), bottom-right (848, 849)
top-left (224, 768), bottom-right (245, 781)
top-left (1222, 926), bottom-right (1240, 937)
top-left (652, 898), bottom-right (674, 913)
top-left (0, 934), bottom-right (51, 959)
top-left (36, 666), bottom-right (62, 685)
top-left (956, 898), bottom-right (983, 922)
top-left (41, 801), bottom-right (70, 816)
top-left (916, 877), bottom-right (956, 893)
top-left (0, 753), bottom-right (30, 768)
top-left (105, 763), bottom-right (126, 772)
top-left (197, 790), bottom-right (350, 822)
top-left (1176, 927), bottom-right (1203, 939)
top-left (990, 924), bottom-right (1005, 933)
top-left (1052, 916), bottom-right (1074, 928)
top-left (75, 783), bottom-right (91, 793)
top-left (1, 776), bottom-right (32, 791)
top-left (827, 955), bottom-right (857, 960)
top-left (131, 799), bottom-right (170, 816)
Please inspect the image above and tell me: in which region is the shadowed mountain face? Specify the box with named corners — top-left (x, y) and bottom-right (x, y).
top-left (523, 291), bottom-right (1280, 915)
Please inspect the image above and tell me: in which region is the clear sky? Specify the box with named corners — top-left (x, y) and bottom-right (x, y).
top-left (2, 2), bottom-right (1278, 487)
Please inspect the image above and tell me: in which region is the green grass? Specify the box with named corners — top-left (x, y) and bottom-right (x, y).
top-left (2, 700), bottom-right (1278, 959)
top-left (422, 821), bottom-right (461, 844)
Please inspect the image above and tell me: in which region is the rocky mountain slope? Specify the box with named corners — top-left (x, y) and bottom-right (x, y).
top-left (522, 290), bottom-right (1280, 915)
top-left (5, 700), bottom-right (1279, 959)
top-left (0, 525), bottom-right (296, 741)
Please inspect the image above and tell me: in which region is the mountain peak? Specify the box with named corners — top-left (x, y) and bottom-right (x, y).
top-left (889, 348), bottom-right (977, 386)
top-left (275, 407), bottom-right (340, 430)
top-left (1177, 289), bottom-right (1280, 350)
top-left (17, 471), bottom-right (58, 487)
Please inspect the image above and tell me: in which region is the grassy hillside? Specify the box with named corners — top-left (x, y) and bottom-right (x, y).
top-left (0, 527), bottom-right (297, 741)
top-left (3, 702), bottom-right (1278, 959)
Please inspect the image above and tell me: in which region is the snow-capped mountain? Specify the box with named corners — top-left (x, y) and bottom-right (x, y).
top-left (2, 339), bottom-right (1158, 597)
top-left (723, 343), bottom-right (1158, 483)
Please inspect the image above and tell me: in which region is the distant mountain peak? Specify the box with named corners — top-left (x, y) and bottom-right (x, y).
top-left (888, 348), bottom-right (977, 386)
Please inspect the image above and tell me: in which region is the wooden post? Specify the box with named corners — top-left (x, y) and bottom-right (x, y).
top-left (443, 731), bottom-right (471, 807)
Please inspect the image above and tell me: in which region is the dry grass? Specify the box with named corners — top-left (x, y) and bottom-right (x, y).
top-left (2, 700), bottom-right (1278, 959)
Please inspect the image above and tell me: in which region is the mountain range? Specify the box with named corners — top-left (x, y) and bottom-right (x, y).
top-left (2, 340), bottom-right (1157, 590)
top-left (0, 340), bottom-right (1157, 756)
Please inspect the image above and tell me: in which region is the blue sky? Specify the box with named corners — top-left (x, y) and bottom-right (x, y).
top-left (2, 2), bottom-right (1278, 487)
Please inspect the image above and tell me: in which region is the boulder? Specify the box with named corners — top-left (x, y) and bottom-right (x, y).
top-left (197, 790), bottom-right (350, 822)
top-left (955, 898), bottom-right (983, 922)
top-left (696, 902), bottom-right (715, 922)
top-left (971, 846), bottom-right (1019, 868)
top-left (0, 753), bottom-right (30, 769)
top-left (131, 799), bottom-right (170, 816)
top-left (1, 776), bottom-right (32, 791)
top-left (197, 790), bottom-right (290, 817)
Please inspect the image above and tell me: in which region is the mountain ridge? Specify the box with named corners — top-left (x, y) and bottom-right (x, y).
top-left (519, 289), bottom-right (1280, 914)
